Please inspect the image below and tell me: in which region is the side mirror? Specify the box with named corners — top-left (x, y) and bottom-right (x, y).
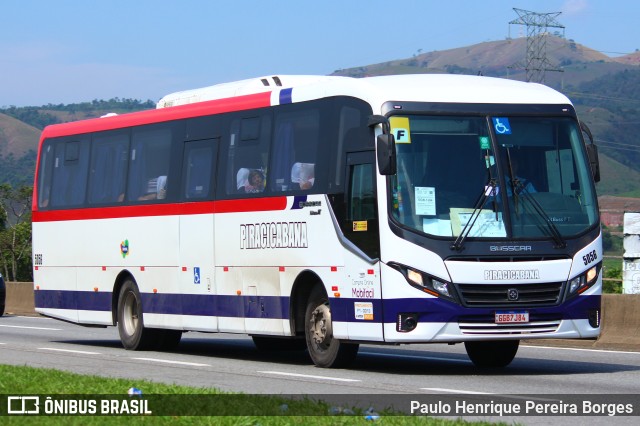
top-left (368, 115), bottom-right (397, 175)
top-left (586, 144), bottom-right (600, 183)
top-left (377, 134), bottom-right (397, 175)
top-left (580, 121), bottom-right (600, 183)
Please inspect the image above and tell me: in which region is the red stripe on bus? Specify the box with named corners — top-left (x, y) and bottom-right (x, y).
top-left (39, 92), bottom-right (273, 139)
top-left (32, 197), bottom-right (288, 222)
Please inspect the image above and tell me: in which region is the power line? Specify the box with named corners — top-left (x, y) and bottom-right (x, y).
top-left (508, 8), bottom-right (565, 83)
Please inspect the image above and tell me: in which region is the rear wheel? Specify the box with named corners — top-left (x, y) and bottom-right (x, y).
top-left (304, 285), bottom-right (358, 368)
top-left (464, 340), bottom-right (519, 368)
top-left (117, 279), bottom-right (157, 350)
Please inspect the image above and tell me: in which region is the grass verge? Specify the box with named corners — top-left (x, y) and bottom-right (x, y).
top-left (0, 364), bottom-right (498, 425)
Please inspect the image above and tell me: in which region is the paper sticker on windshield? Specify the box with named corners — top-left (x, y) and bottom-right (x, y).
top-left (390, 117), bottom-right (411, 144)
top-left (415, 187), bottom-right (436, 216)
top-left (492, 117), bottom-right (512, 135)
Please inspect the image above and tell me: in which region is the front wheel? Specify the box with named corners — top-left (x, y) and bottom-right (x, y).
top-left (304, 285), bottom-right (358, 368)
top-left (464, 340), bottom-right (519, 368)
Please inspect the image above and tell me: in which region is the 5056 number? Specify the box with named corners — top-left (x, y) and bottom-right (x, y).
top-left (582, 250), bottom-right (597, 266)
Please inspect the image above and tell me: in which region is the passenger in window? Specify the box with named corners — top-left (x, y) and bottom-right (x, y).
top-left (138, 175), bottom-right (167, 200)
top-left (291, 163), bottom-right (315, 190)
top-left (245, 169), bottom-right (265, 193)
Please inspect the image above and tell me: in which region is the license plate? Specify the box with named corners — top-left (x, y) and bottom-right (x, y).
top-left (495, 311), bottom-right (529, 324)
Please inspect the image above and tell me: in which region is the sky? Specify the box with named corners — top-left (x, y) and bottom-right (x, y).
top-left (2, 0), bottom-right (639, 107)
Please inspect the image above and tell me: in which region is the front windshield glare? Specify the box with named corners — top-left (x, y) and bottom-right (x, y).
top-left (390, 115), bottom-right (598, 239)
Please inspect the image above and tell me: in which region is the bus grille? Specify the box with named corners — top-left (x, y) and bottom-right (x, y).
top-left (459, 320), bottom-right (561, 335)
top-left (455, 282), bottom-right (564, 307)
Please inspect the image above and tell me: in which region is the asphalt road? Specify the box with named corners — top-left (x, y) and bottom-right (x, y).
top-left (2, 314), bottom-right (639, 423)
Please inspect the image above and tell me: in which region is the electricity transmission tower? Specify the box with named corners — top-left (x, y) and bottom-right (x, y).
top-left (509, 8), bottom-right (565, 83)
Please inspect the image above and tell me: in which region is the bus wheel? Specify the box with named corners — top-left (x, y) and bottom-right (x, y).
top-left (464, 340), bottom-right (519, 368)
top-left (304, 285), bottom-right (358, 368)
top-left (117, 279), bottom-right (156, 350)
top-left (252, 336), bottom-right (307, 352)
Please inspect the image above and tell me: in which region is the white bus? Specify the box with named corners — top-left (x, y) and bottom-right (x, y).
top-left (33, 74), bottom-right (602, 368)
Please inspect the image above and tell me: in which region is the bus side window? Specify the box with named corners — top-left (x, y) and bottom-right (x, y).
top-left (88, 132), bottom-right (129, 205)
top-left (225, 115), bottom-right (271, 196)
top-left (128, 127), bottom-right (172, 202)
top-left (50, 140), bottom-right (90, 208)
top-left (270, 108), bottom-right (320, 192)
top-left (181, 140), bottom-right (215, 200)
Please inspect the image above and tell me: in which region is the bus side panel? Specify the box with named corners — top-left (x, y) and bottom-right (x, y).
top-left (34, 265), bottom-right (79, 324)
top-left (332, 251), bottom-right (384, 342)
top-left (33, 220), bottom-right (79, 323)
top-left (76, 267), bottom-right (113, 325)
top-left (216, 266), bottom-right (245, 333)
top-left (117, 216), bottom-right (181, 329)
top-left (179, 213), bottom-right (217, 332)
top-left (243, 267), bottom-right (285, 335)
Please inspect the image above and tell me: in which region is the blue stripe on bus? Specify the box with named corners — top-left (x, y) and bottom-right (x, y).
top-left (279, 88), bottom-right (293, 104)
top-left (35, 290), bottom-right (289, 319)
top-left (35, 290), bottom-right (600, 323)
top-left (333, 294), bottom-right (600, 324)
top-left (290, 195), bottom-right (307, 209)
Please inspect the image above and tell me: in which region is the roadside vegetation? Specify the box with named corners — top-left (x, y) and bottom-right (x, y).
top-left (602, 225), bottom-right (623, 294)
top-left (0, 364), bottom-right (497, 425)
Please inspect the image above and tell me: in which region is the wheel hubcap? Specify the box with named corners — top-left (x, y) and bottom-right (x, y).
top-left (123, 292), bottom-right (138, 336)
top-left (309, 303), bottom-right (332, 346)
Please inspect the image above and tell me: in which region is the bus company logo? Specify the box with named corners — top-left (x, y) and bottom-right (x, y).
top-left (120, 239), bottom-right (130, 258)
top-left (484, 269), bottom-right (540, 280)
top-left (240, 222), bottom-right (308, 249)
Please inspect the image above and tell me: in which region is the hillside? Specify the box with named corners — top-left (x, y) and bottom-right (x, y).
top-left (1, 37), bottom-right (639, 196)
top-left (0, 113), bottom-right (40, 158)
top-left (332, 36), bottom-right (616, 78)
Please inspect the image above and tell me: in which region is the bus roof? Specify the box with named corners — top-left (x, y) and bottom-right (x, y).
top-left (40, 74), bottom-right (572, 140)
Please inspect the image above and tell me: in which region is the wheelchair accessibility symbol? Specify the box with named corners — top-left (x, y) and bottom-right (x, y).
top-left (492, 117), bottom-right (512, 135)
top-left (194, 267), bottom-right (201, 284)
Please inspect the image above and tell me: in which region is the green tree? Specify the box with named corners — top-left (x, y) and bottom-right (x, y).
top-left (0, 184), bottom-right (33, 281)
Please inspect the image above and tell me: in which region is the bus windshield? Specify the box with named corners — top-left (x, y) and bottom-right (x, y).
top-left (390, 115), bottom-right (599, 240)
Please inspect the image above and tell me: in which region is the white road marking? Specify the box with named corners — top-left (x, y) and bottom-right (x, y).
top-left (258, 371), bottom-right (361, 382)
top-left (0, 324), bottom-right (62, 331)
top-left (421, 387), bottom-right (491, 395)
top-left (17, 316), bottom-right (52, 320)
top-left (39, 347), bottom-right (101, 355)
top-left (131, 357), bottom-right (210, 367)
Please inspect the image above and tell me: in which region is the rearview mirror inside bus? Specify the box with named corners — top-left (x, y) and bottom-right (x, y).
top-left (377, 133), bottom-right (397, 175)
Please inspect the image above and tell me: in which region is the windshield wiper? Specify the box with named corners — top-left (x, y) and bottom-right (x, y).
top-left (511, 180), bottom-right (567, 249)
top-left (451, 179), bottom-right (498, 252)
top-left (503, 148), bottom-right (566, 249)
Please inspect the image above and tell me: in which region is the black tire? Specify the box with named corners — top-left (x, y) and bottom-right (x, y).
top-left (304, 285), bottom-right (358, 368)
top-left (464, 340), bottom-right (519, 368)
top-left (252, 336), bottom-right (307, 352)
top-left (117, 279), bottom-right (157, 350)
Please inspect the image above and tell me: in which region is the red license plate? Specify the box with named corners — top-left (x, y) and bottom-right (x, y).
top-left (495, 311), bottom-right (529, 324)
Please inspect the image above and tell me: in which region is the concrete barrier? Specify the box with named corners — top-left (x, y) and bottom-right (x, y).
top-left (4, 282), bottom-right (35, 316)
top-left (594, 294), bottom-right (640, 350)
top-left (3, 283), bottom-right (640, 351)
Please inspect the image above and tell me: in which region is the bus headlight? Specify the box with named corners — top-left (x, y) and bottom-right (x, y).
top-left (567, 264), bottom-right (600, 299)
top-left (391, 263), bottom-right (457, 302)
